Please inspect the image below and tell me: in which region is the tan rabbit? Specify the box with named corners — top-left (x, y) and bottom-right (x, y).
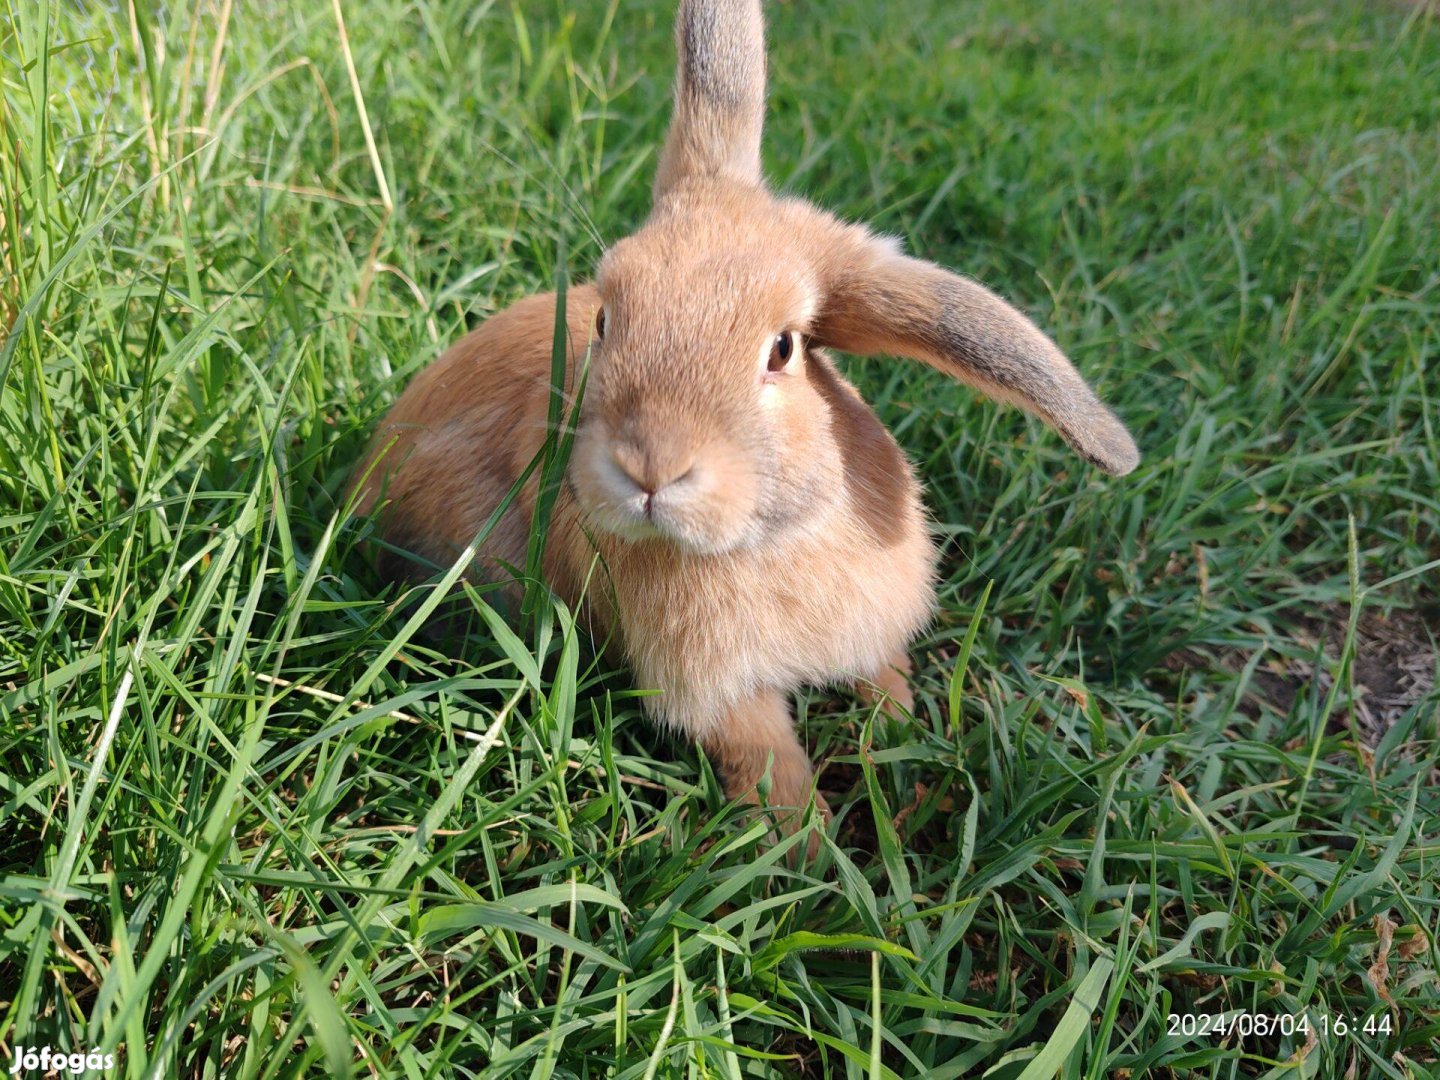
top-left (350, 0), bottom-right (1138, 844)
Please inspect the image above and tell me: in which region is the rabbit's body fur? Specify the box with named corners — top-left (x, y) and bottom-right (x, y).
top-left (351, 3), bottom-right (1137, 848)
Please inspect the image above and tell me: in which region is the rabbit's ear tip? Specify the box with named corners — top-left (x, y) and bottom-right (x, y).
top-left (1079, 418), bottom-right (1140, 476)
top-left (1100, 451), bottom-right (1141, 477)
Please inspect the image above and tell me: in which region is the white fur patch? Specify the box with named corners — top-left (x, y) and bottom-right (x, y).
top-left (791, 271), bottom-right (820, 327)
top-left (872, 231), bottom-right (906, 258)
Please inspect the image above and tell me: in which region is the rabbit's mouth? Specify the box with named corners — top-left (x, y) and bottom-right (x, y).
top-left (577, 477), bottom-right (757, 557)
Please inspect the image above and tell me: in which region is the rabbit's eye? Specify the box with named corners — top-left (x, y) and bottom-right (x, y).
top-left (768, 331), bottom-right (797, 372)
top-left (594, 307), bottom-right (607, 341)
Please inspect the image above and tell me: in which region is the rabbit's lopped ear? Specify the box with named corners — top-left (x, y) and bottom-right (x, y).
top-left (812, 230), bottom-right (1140, 476)
top-left (654, 0), bottom-right (768, 200)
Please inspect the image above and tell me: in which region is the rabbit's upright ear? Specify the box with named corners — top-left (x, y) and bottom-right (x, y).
top-left (654, 0), bottom-right (767, 200)
top-left (813, 230), bottom-right (1140, 476)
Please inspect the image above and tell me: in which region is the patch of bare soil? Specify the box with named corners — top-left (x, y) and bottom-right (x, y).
top-left (1165, 604), bottom-right (1438, 750)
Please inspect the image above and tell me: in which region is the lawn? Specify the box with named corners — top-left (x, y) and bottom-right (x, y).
top-left (2, 0), bottom-right (1438, 1076)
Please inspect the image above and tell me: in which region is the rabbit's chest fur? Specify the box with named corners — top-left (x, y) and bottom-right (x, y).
top-left (595, 497), bottom-right (938, 734)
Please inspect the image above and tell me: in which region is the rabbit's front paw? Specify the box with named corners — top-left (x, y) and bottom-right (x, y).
top-left (855, 652), bottom-right (914, 719)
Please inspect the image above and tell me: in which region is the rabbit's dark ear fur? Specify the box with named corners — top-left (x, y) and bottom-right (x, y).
top-left (655, 0), bottom-right (767, 199)
top-left (813, 229), bottom-right (1140, 476)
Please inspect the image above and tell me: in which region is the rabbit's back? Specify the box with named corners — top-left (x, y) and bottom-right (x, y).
top-left (350, 285), bottom-right (601, 596)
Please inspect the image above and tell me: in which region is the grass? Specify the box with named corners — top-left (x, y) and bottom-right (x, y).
top-left (2, 0), bottom-right (1438, 1076)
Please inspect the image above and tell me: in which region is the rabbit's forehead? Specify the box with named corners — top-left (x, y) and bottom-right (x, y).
top-left (598, 245), bottom-right (818, 336)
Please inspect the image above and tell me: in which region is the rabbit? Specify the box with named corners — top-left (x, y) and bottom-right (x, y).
top-left (349, 0), bottom-right (1139, 849)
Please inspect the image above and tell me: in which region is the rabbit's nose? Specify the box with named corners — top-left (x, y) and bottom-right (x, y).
top-left (612, 445), bottom-right (694, 498)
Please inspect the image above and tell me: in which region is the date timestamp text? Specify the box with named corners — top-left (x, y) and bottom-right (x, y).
top-left (1167, 1012), bottom-right (1393, 1040)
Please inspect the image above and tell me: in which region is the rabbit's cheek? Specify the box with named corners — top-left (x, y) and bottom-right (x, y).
top-left (655, 464), bottom-right (762, 555)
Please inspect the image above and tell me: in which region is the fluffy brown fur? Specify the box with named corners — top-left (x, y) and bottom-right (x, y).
top-left (350, 0), bottom-right (1138, 851)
